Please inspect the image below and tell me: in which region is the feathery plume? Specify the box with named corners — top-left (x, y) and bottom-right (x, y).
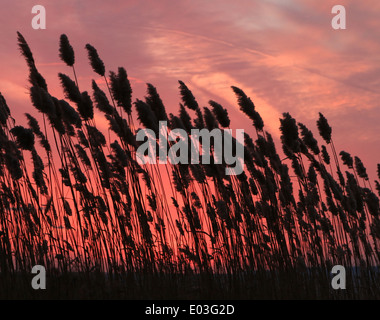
top-left (209, 100), bottom-right (230, 128)
top-left (75, 144), bottom-right (91, 168)
top-left (231, 86), bottom-right (264, 131)
top-left (178, 80), bottom-right (199, 111)
top-left (135, 99), bottom-right (158, 135)
top-left (29, 86), bottom-right (56, 115)
top-left (77, 129), bottom-right (89, 148)
top-left (17, 31), bottom-right (35, 67)
top-left (58, 73), bottom-right (82, 103)
top-left (307, 165), bottom-right (317, 186)
top-left (109, 67), bottom-right (133, 114)
top-left (298, 122), bottom-right (320, 155)
top-left (86, 124), bottom-right (106, 147)
top-left (28, 65), bottom-right (48, 90)
top-left (25, 113), bottom-right (42, 135)
top-left (111, 140), bottom-right (129, 167)
top-left (179, 104), bottom-right (193, 133)
top-left (59, 99), bottom-right (82, 128)
top-left (49, 97), bottom-right (66, 135)
top-left (193, 108), bottom-right (205, 129)
top-left (354, 156), bottom-right (368, 180)
top-left (364, 189), bottom-right (379, 217)
top-left (280, 113), bottom-right (300, 153)
top-left (4, 150), bottom-right (23, 180)
top-left (169, 113), bottom-right (186, 132)
top-left (59, 34), bottom-right (75, 66)
top-left (17, 32), bottom-right (49, 89)
top-left (78, 91), bottom-right (94, 120)
top-left (203, 106), bottom-right (218, 131)
top-left (321, 145), bottom-right (330, 165)
top-left (146, 83), bottom-right (167, 121)
top-left (339, 151), bottom-right (353, 169)
top-left (92, 80), bottom-right (114, 115)
top-left (0, 92), bottom-right (11, 126)
top-left (85, 43), bottom-right (105, 76)
top-left (10, 126), bottom-right (35, 151)
top-left (31, 149), bottom-right (47, 194)
top-left (317, 112), bottom-right (332, 144)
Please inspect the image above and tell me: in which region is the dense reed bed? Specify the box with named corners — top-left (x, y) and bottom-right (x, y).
top-left (0, 32), bottom-right (379, 299)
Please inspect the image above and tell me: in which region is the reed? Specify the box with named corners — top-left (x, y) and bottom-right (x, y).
top-left (0, 32), bottom-right (379, 299)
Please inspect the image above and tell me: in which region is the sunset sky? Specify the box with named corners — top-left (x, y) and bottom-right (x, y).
top-left (0, 0), bottom-right (379, 180)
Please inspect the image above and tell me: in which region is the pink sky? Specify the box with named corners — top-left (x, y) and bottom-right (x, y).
top-left (0, 0), bottom-right (379, 180)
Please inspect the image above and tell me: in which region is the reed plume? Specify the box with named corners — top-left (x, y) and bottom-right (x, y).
top-left (59, 34), bottom-right (75, 67)
top-left (85, 43), bottom-right (105, 76)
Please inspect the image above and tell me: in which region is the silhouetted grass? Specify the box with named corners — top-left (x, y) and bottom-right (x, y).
top-left (0, 32), bottom-right (379, 299)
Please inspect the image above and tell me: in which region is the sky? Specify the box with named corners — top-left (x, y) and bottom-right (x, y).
top-left (0, 0), bottom-right (379, 180)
